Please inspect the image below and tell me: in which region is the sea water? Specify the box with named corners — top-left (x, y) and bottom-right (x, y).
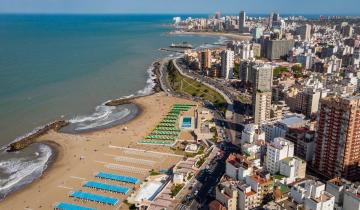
top-left (0, 14), bottom-right (219, 199)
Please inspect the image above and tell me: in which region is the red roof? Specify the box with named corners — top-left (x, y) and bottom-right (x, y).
top-left (209, 200), bottom-right (226, 210)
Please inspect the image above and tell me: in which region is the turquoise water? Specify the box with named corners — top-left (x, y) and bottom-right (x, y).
top-left (0, 14), bottom-right (219, 145)
top-left (182, 117), bottom-right (192, 128)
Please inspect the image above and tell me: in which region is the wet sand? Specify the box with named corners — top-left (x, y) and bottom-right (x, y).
top-left (0, 92), bottom-right (197, 210)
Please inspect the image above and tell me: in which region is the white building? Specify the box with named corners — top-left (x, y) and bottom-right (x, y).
top-left (291, 180), bottom-right (323, 204)
top-left (297, 53), bottom-right (314, 69)
top-left (237, 184), bottom-right (259, 210)
top-left (343, 188), bottom-right (360, 210)
top-left (262, 113), bottom-right (306, 142)
top-left (266, 137), bottom-right (294, 174)
top-left (290, 179), bottom-right (335, 210)
top-left (221, 50), bottom-right (235, 79)
top-left (241, 124), bottom-right (265, 145)
top-left (234, 42), bottom-right (254, 60)
top-left (291, 180), bottom-right (326, 201)
top-left (304, 191), bottom-right (335, 210)
top-left (226, 154), bottom-right (254, 181)
top-left (279, 156), bottom-right (306, 184)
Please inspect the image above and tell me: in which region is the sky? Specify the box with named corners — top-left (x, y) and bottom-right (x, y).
top-left (0, 0), bottom-right (359, 15)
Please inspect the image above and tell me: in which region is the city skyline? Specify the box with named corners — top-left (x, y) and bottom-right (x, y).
top-left (0, 0), bottom-right (360, 15)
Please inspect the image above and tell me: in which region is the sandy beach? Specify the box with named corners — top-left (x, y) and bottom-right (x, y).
top-left (170, 31), bottom-right (252, 41)
top-left (0, 92), bottom-right (197, 210)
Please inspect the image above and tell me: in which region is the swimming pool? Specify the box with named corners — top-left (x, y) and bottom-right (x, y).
top-left (182, 117), bottom-right (192, 128)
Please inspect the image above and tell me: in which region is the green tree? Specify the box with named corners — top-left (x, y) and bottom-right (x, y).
top-left (291, 65), bottom-right (303, 78)
top-left (273, 66), bottom-right (289, 78)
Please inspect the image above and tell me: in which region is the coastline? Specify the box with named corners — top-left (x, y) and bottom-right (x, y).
top-left (0, 60), bottom-right (164, 206)
top-left (0, 29), bottom-right (229, 208)
top-left (169, 31), bottom-right (253, 41)
top-left (5, 60), bottom-right (163, 151)
top-left (0, 92), bottom-right (194, 209)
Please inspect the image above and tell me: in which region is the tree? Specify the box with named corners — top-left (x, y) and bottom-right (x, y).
top-left (291, 65), bottom-right (303, 78)
top-left (273, 66), bottom-right (289, 78)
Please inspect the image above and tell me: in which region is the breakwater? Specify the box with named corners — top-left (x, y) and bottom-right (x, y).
top-left (8, 120), bottom-right (69, 152)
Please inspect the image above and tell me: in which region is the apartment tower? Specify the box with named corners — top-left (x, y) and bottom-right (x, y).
top-left (313, 96), bottom-right (360, 181)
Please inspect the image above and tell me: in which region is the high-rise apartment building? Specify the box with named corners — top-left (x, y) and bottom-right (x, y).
top-left (221, 50), bottom-right (235, 79)
top-left (313, 96), bottom-right (360, 181)
top-left (342, 25), bottom-right (353, 38)
top-left (239, 60), bottom-right (253, 83)
top-left (295, 88), bottom-right (322, 118)
top-left (251, 27), bottom-right (264, 40)
top-left (251, 63), bottom-right (273, 92)
top-left (239, 11), bottom-right (249, 33)
top-left (297, 24), bottom-right (312, 41)
top-left (251, 64), bottom-right (273, 124)
top-left (199, 49), bottom-right (212, 70)
top-left (269, 12), bottom-right (274, 28)
top-left (269, 12), bottom-right (279, 28)
top-left (253, 91), bottom-right (272, 125)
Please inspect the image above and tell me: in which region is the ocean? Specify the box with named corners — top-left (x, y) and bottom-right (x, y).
top-left (0, 14), bottom-right (219, 199)
top-left (0, 14), bottom-right (219, 144)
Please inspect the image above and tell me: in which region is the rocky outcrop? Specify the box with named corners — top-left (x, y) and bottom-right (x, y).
top-left (105, 61), bottom-right (163, 106)
top-left (152, 61), bottom-right (163, 93)
top-left (105, 98), bottom-right (134, 106)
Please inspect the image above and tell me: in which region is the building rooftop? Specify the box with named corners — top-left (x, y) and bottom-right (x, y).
top-left (311, 191), bottom-right (334, 203)
top-left (278, 114), bottom-right (306, 128)
top-left (250, 174), bottom-right (273, 185)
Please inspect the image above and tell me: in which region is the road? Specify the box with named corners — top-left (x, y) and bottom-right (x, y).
top-left (174, 58), bottom-right (250, 143)
top-left (158, 57), bottom-right (245, 209)
top-left (184, 141), bottom-right (240, 210)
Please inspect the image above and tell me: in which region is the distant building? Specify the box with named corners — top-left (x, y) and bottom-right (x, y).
top-left (239, 60), bottom-right (253, 83)
top-left (252, 43), bottom-right (261, 58)
top-left (234, 42), bottom-right (254, 60)
top-left (214, 12), bottom-right (221, 19)
top-left (297, 53), bottom-right (314, 69)
top-left (297, 24), bottom-right (312, 41)
top-left (269, 12), bottom-right (275, 28)
top-left (342, 25), bottom-right (353, 37)
top-left (251, 27), bottom-right (264, 40)
top-left (262, 39), bottom-right (295, 60)
top-left (239, 11), bottom-right (249, 34)
top-left (199, 49), bottom-right (212, 70)
top-left (313, 96), bottom-right (360, 181)
top-left (221, 50), bottom-right (235, 79)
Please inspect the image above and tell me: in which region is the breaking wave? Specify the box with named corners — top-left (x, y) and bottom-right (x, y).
top-left (0, 144), bottom-right (53, 199)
